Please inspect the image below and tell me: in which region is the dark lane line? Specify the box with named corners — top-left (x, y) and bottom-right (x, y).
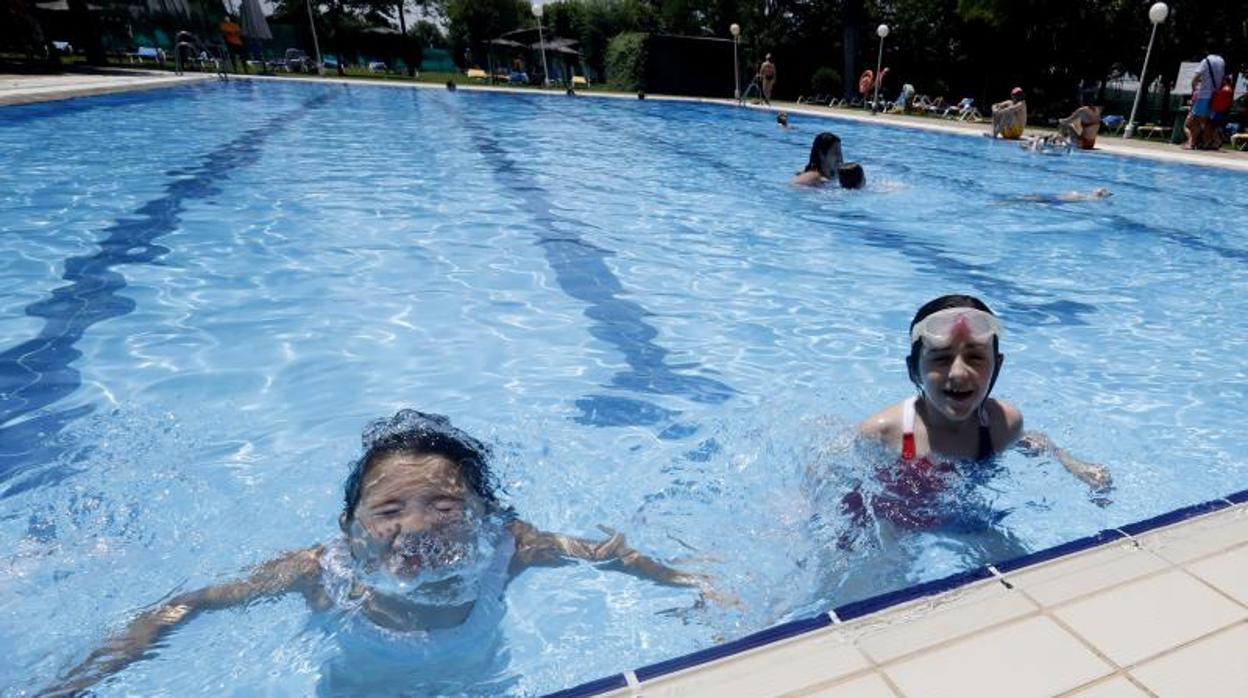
top-left (437, 93), bottom-right (734, 429)
top-left (0, 90), bottom-right (333, 486)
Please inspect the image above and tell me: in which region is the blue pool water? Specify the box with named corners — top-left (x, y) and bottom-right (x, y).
top-left (2, 80), bottom-right (1248, 694)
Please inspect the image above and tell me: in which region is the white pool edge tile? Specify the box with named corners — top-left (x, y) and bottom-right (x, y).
top-left (569, 499), bottom-right (1248, 698)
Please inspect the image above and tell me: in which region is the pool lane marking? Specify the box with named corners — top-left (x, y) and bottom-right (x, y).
top-left (435, 93), bottom-right (734, 424)
top-left (582, 97), bottom-right (1098, 328)
top-left (0, 90), bottom-right (334, 434)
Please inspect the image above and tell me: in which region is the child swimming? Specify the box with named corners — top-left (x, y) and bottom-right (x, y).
top-left (851, 295), bottom-right (1110, 530)
top-left (792, 132), bottom-right (866, 189)
top-left (49, 410), bottom-right (722, 695)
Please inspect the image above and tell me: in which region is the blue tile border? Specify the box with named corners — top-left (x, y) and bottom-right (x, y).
top-left (544, 674), bottom-right (629, 698)
top-left (993, 528), bottom-right (1127, 574)
top-left (1116, 498), bottom-right (1232, 537)
top-left (633, 613), bottom-right (831, 682)
top-left (543, 492), bottom-right (1247, 697)
top-left (1223, 489), bottom-right (1248, 504)
top-left (832, 566), bottom-right (993, 621)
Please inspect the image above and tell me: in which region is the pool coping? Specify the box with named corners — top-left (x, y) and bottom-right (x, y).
top-left (544, 488), bottom-right (1248, 697)
top-left (6, 70), bottom-right (1243, 172)
top-left (0, 69), bottom-right (216, 106)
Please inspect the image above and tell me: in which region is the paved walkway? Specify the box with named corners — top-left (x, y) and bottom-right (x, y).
top-left (0, 69), bottom-right (214, 106)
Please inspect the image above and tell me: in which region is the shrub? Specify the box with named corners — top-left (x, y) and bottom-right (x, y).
top-left (605, 32), bottom-right (647, 91)
top-left (811, 67), bottom-right (841, 96)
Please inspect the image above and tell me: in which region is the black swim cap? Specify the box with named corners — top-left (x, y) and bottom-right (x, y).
top-left (905, 295), bottom-right (1003, 397)
top-left (837, 162), bottom-right (865, 189)
top-left (341, 410), bottom-right (500, 522)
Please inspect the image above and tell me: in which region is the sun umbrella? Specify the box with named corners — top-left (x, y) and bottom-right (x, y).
top-left (239, 0), bottom-right (272, 41)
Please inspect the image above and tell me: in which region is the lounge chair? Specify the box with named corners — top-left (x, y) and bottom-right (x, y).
top-left (466, 68), bottom-right (488, 81)
top-left (1100, 114), bottom-right (1125, 136)
top-left (571, 75), bottom-right (589, 88)
top-left (133, 46), bottom-right (161, 64)
top-left (944, 97), bottom-right (980, 120)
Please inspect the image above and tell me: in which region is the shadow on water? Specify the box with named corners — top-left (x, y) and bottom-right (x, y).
top-left (0, 90), bottom-right (334, 491)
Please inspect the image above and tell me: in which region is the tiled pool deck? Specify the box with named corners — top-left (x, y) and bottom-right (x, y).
top-left (6, 71), bottom-right (1247, 697)
top-left (553, 493), bottom-right (1248, 698)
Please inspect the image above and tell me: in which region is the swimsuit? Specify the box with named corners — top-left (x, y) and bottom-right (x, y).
top-left (843, 397), bottom-right (996, 531)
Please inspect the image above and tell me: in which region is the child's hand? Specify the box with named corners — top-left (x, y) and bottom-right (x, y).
top-left (674, 571), bottom-right (746, 612)
top-left (1075, 462), bottom-right (1112, 492)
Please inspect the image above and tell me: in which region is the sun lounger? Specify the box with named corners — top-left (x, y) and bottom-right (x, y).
top-left (1100, 115), bottom-right (1125, 136)
top-left (571, 75), bottom-right (589, 88)
top-left (466, 68), bottom-right (488, 80)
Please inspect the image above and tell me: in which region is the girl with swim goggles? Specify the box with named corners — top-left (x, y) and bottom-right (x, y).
top-left (852, 295), bottom-right (1111, 531)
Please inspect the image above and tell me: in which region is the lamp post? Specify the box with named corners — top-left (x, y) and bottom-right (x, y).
top-left (1124, 2), bottom-right (1169, 139)
top-left (533, 3), bottom-right (550, 87)
top-left (730, 23), bottom-right (741, 100)
top-left (871, 24), bottom-right (889, 114)
top-left (305, 0), bottom-right (323, 76)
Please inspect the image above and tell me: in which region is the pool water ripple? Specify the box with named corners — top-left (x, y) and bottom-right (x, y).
top-left (2, 81), bottom-right (1248, 695)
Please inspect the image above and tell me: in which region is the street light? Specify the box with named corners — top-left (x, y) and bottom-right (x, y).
top-left (1124, 2), bottom-right (1169, 139)
top-left (305, 0), bottom-right (323, 76)
top-left (730, 23), bottom-right (741, 100)
top-left (532, 3), bottom-right (550, 87)
top-left (871, 23), bottom-right (889, 114)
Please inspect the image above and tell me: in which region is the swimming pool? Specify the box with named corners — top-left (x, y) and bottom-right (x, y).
top-left (3, 79), bottom-right (1248, 695)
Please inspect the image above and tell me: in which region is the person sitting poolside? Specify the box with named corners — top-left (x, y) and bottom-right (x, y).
top-left (850, 295), bottom-right (1111, 532)
top-left (793, 132), bottom-right (866, 189)
top-left (47, 410), bottom-right (729, 695)
top-left (991, 87), bottom-right (1028, 139)
top-left (1058, 104), bottom-right (1102, 149)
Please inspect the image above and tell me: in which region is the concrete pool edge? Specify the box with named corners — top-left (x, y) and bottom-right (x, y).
top-left (546, 489), bottom-right (1248, 697)
top-left (0, 70), bottom-right (216, 106)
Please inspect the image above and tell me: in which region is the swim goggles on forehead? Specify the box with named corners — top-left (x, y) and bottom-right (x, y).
top-left (910, 308), bottom-right (1003, 347)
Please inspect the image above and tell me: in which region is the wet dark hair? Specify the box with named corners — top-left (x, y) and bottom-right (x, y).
top-left (905, 295), bottom-right (1002, 394)
top-left (445, 80), bottom-right (457, 91)
top-left (837, 162), bottom-right (865, 189)
top-left (341, 410), bottom-right (500, 523)
top-left (804, 132), bottom-right (842, 175)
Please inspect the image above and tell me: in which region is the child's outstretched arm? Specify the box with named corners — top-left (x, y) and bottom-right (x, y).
top-left (506, 520), bottom-right (735, 606)
top-left (1016, 431), bottom-right (1112, 491)
top-left (44, 548), bottom-right (323, 697)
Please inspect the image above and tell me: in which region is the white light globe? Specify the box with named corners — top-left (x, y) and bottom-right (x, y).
top-left (1148, 2), bottom-right (1168, 24)
top-left (532, 3), bottom-right (543, 18)
top-left (877, 24), bottom-right (890, 38)
top-left (729, 23), bottom-right (740, 37)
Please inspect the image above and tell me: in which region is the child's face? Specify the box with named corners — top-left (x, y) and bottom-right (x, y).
top-left (344, 453), bottom-right (487, 579)
top-left (918, 335), bottom-right (997, 421)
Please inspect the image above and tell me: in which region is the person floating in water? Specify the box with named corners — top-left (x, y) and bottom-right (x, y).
top-left (1022, 133), bottom-right (1072, 155)
top-left (48, 410), bottom-right (725, 695)
top-left (793, 132), bottom-right (866, 189)
top-left (850, 295), bottom-right (1110, 530)
top-left (1014, 187), bottom-right (1112, 204)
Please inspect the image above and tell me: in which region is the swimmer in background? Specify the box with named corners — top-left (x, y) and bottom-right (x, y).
top-left (793, 132), bottom-right (866, 189)
top-left (48, 410), bottom-right (728, 695)
top-left (1014, 187), bottom-right (1112, 204)
top-left (1022, 133), bottom-right (1072, 154)
top-left (851, 295), bottom-right (1110, 531)
top-left (777, 111), bottom-right (790, 128)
